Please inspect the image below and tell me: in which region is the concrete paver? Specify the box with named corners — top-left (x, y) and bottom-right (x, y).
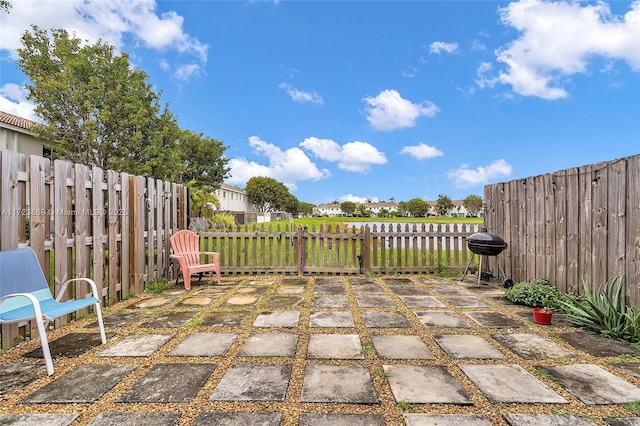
top-left (371, 335), bottom-right (435, 359)
top-left (464, 311), bottom-right (523, 328)
top-left (237, 332), bottom-right (298, 357)
top-left (312, 284), bottom-right (345, 294)
top-left (168, 332), bottom-right (237, 356)
top-left (0, 363), bottom-right (45, 396)
top-left (300, 364), bottom-right (377, 403)
top-left (118, 363), bottom-right (216, 403)
top-left (361, 310), bottom-right (411, 328)
top-left (443, 295), bottom-right (491, 307)
top-left (383, 365), bottom-right (472, 404)
top-left (199, 311), bottom-right (248, 327)
top-left (312, 295), bottom-right (349, 307)
top-left (434, 334), bottom-right (506, 359)
top-left (398, 295), bottom-right (446, 308)
top-left (252, 310), bottom-right (300, 327)
top-left (193, 412), bottom-right (282, 426)
top-left (460, 364), bottom-right (568, 404)
top-left (542, 364), bottom-right (640, 404)
top-left (404, 414), bottom-right (492, 426)
top-left (414, 310), bottom-right (472, 328)
top-left (356, 295), bottom-right (395, 307)
top-left (22, 364), bottom-right (137, 403)
top-left (309, 311), bottom-right (355, 328)
top-left (209, 364), bottom-right (292, 401)
top-left (0, 414), bottom-right (79, 426)
top-left (87, 412), bottom-right (181, 426)
top-left (388, 285), bottom-right (429, 295)
top-left (298, 413), bottom-right (386, 425)
top-left (139, 310), bottom-right (196, 328)
top-left (502, 413), bottom-right (598, 425)
top-left (25, 332), bottom-right (110, 358)
top-left (307, 334), bottom-right (364, 359)
top-left (96, 333), bottom-right (173, 357)
top-left (491, 333), bottom-right (576, 359)
top-left (558, 332), bottom-right (640, 357)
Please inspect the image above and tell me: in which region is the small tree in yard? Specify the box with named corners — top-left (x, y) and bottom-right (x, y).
top-left (406, 197), bottom-right (430, 217)
top-left (244, 176), bottom-right (290, 212)
top-left (435, 194), bottom-right (454, 216)
top-left (341, 201), bottom-right (356, 216)
top-left (463, 194), bottom-right (483, 217)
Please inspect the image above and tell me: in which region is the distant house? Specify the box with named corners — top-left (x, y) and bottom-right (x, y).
top-left (426, 199), bottom-right (483, 218)
top-left (0, 111), bottom-right (43, 162)
top-left (313, 203), bottom-right (344, 217)
top-left (213, 183), bottom-right (256, 214)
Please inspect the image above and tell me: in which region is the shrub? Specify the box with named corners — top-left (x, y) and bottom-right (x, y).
top-left (560, 274), bottom-right (639, 343)
top-left (504, 277), bottom-right (562, 310)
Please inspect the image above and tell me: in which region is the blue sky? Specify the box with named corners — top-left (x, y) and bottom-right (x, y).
top-left (1, 1), bottom-right (638, 205)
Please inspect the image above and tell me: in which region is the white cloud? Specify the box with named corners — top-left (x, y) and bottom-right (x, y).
top-left (0, 0), bottom-right (207, 79)
top-left (175, 63), bottom-right (201, 81)
top-left (227, 136), bottom-right (330, 190)
top-left (300, 137), bottom-right (387, 173)
top-left (400, 143), bottom-right (444, 160)
top-left (363, 89), bottom-right (439, 131)
top-left (488, 0), bottom-right (640, 100)
top-left (448, 159), bottom-right (513, 188)
top-left (429, 41), bottom-right (459, 54)
top-left (0, 84), bottom-right (36, 120)
top-left (278, 83), bottom-right (323, 105)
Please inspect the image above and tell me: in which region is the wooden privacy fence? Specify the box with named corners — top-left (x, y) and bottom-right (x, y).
top-left (199, 222), bottom-right (479, 276)
top-left (0, 149), bottom-right (187, 349)
top-left (483, 154), bottom-right (640, 307)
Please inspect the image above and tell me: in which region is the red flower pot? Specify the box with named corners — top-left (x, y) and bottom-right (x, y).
top-left (532, 308), bottom-right (553, 325)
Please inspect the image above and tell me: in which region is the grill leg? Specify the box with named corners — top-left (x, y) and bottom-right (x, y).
top-left (460, 253), bottom-right (476, 282)
top-left (477, 255), bottom-right (483, 287)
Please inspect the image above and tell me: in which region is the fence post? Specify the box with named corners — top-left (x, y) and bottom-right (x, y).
top-left (296, 225), bottom-right (305, 275)
top-left (362, 225), bottom-right (371, 274)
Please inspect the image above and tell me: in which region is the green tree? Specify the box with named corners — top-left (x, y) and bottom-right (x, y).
top-left (397, 201), bottom-right (408, 216)
top-left (356, 204), bottom-right (371, 217)
top-left (178, 129), bottom-right (230, 188)
top-left (244, 176), bottom-right (290, 212)
top-left (283, 193), bottom-right (301, 214)
top-left (1, 1), bottom-right (11, 12)
top-left (463, 194), bottom-right (484, 217)
top-left (406, 197), bottom-right (430, 217)
top-left (435, 194), bottom-right (454, 216)
top-left (340, 201), bottom-right (356, 216)
top-left (378, 208), bottom-right (389, 218)
top-left (298, 202), bottom-right (315, 217)
top-left (187, 181), bottom-right (220, 220)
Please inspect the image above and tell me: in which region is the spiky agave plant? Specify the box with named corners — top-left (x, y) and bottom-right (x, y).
top-left (560, 274), bottom-right (639, 342)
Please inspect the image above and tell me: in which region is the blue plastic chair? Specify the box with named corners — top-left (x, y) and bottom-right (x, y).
top-left (0, 247), bottom-right (106, 375)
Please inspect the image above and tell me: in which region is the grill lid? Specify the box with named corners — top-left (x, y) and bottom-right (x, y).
top-left (466, 232), bottom-right (508, 255)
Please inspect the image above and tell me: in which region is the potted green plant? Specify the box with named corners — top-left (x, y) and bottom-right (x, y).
top-left (532, 307), bottom-right (553, 325)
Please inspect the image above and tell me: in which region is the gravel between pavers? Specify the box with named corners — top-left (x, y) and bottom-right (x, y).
top-left (1, 275), bottom-right (639, 425)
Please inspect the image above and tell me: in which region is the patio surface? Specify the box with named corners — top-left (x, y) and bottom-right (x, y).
top-left (1, 275), bottom-right (640, 425)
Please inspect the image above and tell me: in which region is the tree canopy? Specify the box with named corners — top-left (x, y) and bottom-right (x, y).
top-left (435, 194), bottom-right (454, 216)
top-left (340, 201), bottom-right (356, 216)
top-left (16, 26), bottom-right (229, 187)
top-left (244, 176), bottom-right (290, 212)
top-left (463, 194), bottom-right (484, 217)
top-left (406, 197), bottom-right (430, 217)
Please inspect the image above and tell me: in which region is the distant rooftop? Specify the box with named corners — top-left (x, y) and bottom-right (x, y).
top-left (0, 110), bottom-right (36, 132)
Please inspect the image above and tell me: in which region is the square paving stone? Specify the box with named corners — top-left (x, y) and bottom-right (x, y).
top-left (383, 365), bottom-right (472, 404)
top-left (604, 419), bottom-right (640, 426)
top-left (178, 296), bottom-right (215, 307)
top-left (465, 311), bottom-right (523, 328)
top-left (0, 414), bottom-right (79, 426)
top-left (140, 311), bottom-right (196, 328)
top-left (168, 332), bottom-right (238, 356)
top-left (362, 311), bottom-right (411, 328)
top-left (491, 333), bottom-right (576, 360)
top-left (0, 363), bottom-right (45, 395)
top-left (301, 364), bottom-right (378, 403)
top-left (443, 296), bottom-right (491, 308)
top-left (404, 414), bottom-right (493, 426)
top-left (253, 311), bottom-right (301, 327)
top-left (193, 412), bottom-right (282, 426)
top-left (349, 277), bottom-right (378, 285)
top-left (97, 333), bottom-right (174, 357)
top-left (277, 285), bottom-right (307, 295)
top-left (87, 412), bottom-right (181, 426)
top-left (384, 277), bottom-right (414, 285)
top-left (414, 311), bottom-right (471, 328)
top-left (558, 332), bottom-right (640, 357)
top-left (200, 311), bottom-right (249, 327)
top-left (237, 333), bottom-right (298, 357)
top-left (118, 363), bottom-right (216, 403)
top-left (541, 364), bottom-right (640, 404)
top-left (307, 334), bottom-right (364, 359)
top-left (417, 277), bottom-right (453, 286)
top-left (22, 364), bottom-right (137, 403)
top-left (25, 332), bottom-right (113, 358)
top-left (611, 363), bottom-right (640, 379)
top-left (281, 277), bottom-right (309, 286)
top-left (298, 413), bottom-right (386, 426)
top-left (388, 285), bottom-right (429, 296)
top-left (196, 286), bottom-right (233, 295)
top-left (435, 334), bottom-right (506, 359)
top-left (428, 285), bottom-right (471, 295)
top-left (313, 284), bottom-right (346, 294)
top-left (351, 284), bottom-right (385, 294)
top-left (210, 364), bottom-right (291, 401)
top-left (371, 335), bottom-right (435, 360)
top-left (356, 295), bottom-right (395, 307)
top-left (93, 310), bottom-right (146, 328)
top-left (309, 311), bottom-right (355, 328)
top-left (221, 295), bottom-right (261, 308)
top-left (502, 413), bottom-right (598, 426)
top-left (399, 295), bottom-right (446, 308)
top-left (312, 295), bottom-right (349, 308)
top-left (263, 295), bottom-right (304, 309)
top-left (459, 364), bottom-right (568, 404)
top-left (315, 277), bottom-right (344, 285)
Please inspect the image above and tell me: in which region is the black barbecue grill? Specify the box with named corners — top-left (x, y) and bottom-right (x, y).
top-left (461, 232), bottom-right (513, 287)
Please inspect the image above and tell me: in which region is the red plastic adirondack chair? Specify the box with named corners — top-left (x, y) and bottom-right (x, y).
top-left (169, 230), bottom-right (221, 290)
